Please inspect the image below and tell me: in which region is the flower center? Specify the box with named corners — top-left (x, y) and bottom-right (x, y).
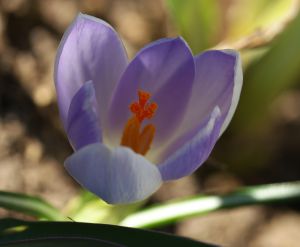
top-left (120, 90), bottom-right (158, 155)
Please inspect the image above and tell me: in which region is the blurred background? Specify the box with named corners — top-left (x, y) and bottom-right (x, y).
top-left (0, 0), bottom-right (300, 246)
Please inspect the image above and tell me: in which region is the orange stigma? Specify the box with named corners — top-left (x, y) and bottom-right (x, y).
top-left (129, 90), bottom-right (158, 122)
top-left (121, 90), bottom-right (158, 155)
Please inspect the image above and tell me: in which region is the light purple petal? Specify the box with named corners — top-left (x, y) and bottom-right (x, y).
top-left (153, 50), bottom-right (242, 163)
top-left (66, 81), bottom-right (101, 151)
top-left (158, 107), bottom-right (222, 181)
top-left (65, 143), bottom-right (162, 204)
top-left (158, 50), bottom-right (242, 179)
top-left (107, 37), bottom-right (195, 147)
top-left (180, 50), bottom-right (242, 136)
top-left (55, 13), bottom-right (128, 131)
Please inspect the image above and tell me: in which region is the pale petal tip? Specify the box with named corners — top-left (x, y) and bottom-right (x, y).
top-left (77, 13), bottom-right (112, 28)
top-left (64, 143), bottom-right (162, 204)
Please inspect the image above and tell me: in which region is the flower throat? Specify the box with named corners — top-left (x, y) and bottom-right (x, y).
top-left (121, 90), bottom-right (158, 155)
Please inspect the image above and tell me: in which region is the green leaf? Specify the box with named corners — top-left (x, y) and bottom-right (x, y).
top-left (0, 219), bottom-right (217, 247)
top-left (0, 236), bottom-right (119, 247)
top-left (167, 0), bottom-right (220, 53)
top-left (233, 11), bottom-right (300, 131)
top-left (121, 181), bottom-right (300, 228)
top-left (0, 191), bottom-right (64, 221)
top-left (167, 0), bottom-right (296, 53)
top-left (225, 0), bottom-right (295, 42)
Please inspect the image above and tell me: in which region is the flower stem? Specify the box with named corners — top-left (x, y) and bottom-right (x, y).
top-left (120, 181), bottom-right (300, 228)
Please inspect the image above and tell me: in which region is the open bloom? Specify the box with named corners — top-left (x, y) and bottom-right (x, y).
top-left (55, 14), bottom-right (242, 204)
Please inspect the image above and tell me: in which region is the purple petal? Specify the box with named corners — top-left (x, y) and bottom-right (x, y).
top-left (66, 81), bottom-right (101, 151)
top-left (154, 50), bottom-right (242, 163)
top-left (65, 143), bottom-right (162, 204)
top-left (180, 50), bottom-right (242, 137)
top-left (55, 13), bottom-right (128, 131)
top-left (107, 37), bottom-right (195, 147)
top-left (157, 50), bottom-right (242, 180)
top-left (158, 107), bottom-right (222, 181)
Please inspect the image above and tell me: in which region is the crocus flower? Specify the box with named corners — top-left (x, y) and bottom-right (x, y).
top-left (54, 13), bottom-right (242, 204)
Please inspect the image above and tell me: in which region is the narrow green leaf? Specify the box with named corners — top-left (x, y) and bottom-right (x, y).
top-left (0, 238), bottom-right (119, 247)
top-left (225, 0), bottom-right (295, 42)
top-left (0, 219), bottom-right (217, 247)
top-left (233, 11), bottom-right (300, 130)
top-left (0, 191), bottom-right (65, 221)
top-left (121, 181), bottom-right (300, 228)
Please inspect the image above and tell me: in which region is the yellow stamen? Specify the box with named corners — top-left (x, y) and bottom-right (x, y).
top-left (121, 90), bottom-right (157, 155)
